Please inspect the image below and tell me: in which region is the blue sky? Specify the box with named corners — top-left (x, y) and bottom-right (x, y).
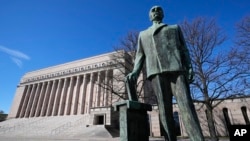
top-left (0, 0), bottom-right (249, 114)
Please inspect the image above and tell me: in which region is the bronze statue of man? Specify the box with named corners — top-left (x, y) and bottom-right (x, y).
top-left (127, 6), bottom-right (204, 141)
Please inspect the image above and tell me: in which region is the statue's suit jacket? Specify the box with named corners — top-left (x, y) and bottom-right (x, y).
top-left (133, 23), bottom-right (192, 79)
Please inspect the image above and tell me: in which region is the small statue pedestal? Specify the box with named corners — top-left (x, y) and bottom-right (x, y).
top-left (113, 100), bottom-right (152, 141)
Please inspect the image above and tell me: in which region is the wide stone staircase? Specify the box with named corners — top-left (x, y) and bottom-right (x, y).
top-left (0, 115), bottom-right (118, 139)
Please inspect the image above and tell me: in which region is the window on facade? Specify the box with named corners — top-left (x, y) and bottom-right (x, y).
top-left (241, 106), bottom-right (250, 124)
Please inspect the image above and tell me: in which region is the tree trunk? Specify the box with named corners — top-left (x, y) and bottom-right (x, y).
top-left (206, 105), bottom-right (219, 141)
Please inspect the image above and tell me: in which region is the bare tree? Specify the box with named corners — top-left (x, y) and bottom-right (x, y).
top-left (99, 31), bottom-right (156, 104)
top-left (236, 15), bottom-right (250, 50)
top-left (112, 31), bottom-right (139, 75)
top-left (110, 31), bottom-right (140, 102)
top-left (98, 31), bottom-right (142, 102)
top-left (181, 17), bottom-right (249, 141)
top-left (234, 15), bottom-right (250, 89)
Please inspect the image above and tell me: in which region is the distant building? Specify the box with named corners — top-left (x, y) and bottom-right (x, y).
top-left (2, 51), bottom-right (250, 138)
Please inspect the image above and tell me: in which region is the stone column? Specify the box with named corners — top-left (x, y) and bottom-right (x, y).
top-left (104, 70), bottom-right (110, 106)
top-left (80, 74), bottom-right (88, 114)
top-left (30, 83), bottom-right (42, 117)
top-left (84, 75), bottom-right (89, 114)
top-left (41, 81), bottom-right (52, 116)
top-left (92, 78), bottom-right (98, 107)
top-left (16, 85), bottom-right (28, 118)
top-left (52, 79), bottom-right (63, 116)
top-left (20, 84), bottom-right (33, 118)
top-left (35, 82), bottom-right (47, 117)
top-left (65, 77), bottom-right (75, 115)
top-left (107, 70), bottom-right (113, 105)
top-left (71, 75), bottom-right (81, 115)
top-left (100, 72), bottom-right (105, 107)
top-left (25, 84), bottom-right (37, 117)
top-left (86, 73), bottom-right (95, 114)
top-left (75, 76), bottom-right (84, 115)
top-left (59, 78), bottom-right (69, 115)
top-left (46, 80), bottom-right (58, 116)
top-left (96, 71), bottom-right (102, 107)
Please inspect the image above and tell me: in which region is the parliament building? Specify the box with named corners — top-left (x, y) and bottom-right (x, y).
top-left (1, 51), bottom-right (250, 138)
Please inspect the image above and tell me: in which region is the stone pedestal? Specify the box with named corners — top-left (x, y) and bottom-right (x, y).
top-left (113, 100), bottom-right (152, 141)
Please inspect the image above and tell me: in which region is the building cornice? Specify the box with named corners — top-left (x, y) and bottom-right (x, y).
top-left (20, 60), bottom-right (118, 84)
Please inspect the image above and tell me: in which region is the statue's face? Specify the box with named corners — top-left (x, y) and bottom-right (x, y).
top-left (149, 6), bottom-right (164, 22)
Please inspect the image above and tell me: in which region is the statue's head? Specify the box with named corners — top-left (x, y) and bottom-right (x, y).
top-left (149, 6), bottom-right (164, 22)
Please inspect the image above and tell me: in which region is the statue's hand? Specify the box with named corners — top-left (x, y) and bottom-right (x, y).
top-left (126, 72), bottom-right (139, 101)
top-left (126, 72), bottom-right (138, 84)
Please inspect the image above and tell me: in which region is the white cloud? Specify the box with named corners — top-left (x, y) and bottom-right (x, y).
top-left (0, 45), bottom-right (31, 68)
top-left (11, 57), bottom-right (23, 68)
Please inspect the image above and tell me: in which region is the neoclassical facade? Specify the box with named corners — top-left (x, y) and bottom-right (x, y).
top-left (6, 51), bottom-right (250, 137)
top-left (8, 52), bottom-right (122, 120)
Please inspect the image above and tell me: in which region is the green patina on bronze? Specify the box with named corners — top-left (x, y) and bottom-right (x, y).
top-left (125, 5), bottom-right (204, 141)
